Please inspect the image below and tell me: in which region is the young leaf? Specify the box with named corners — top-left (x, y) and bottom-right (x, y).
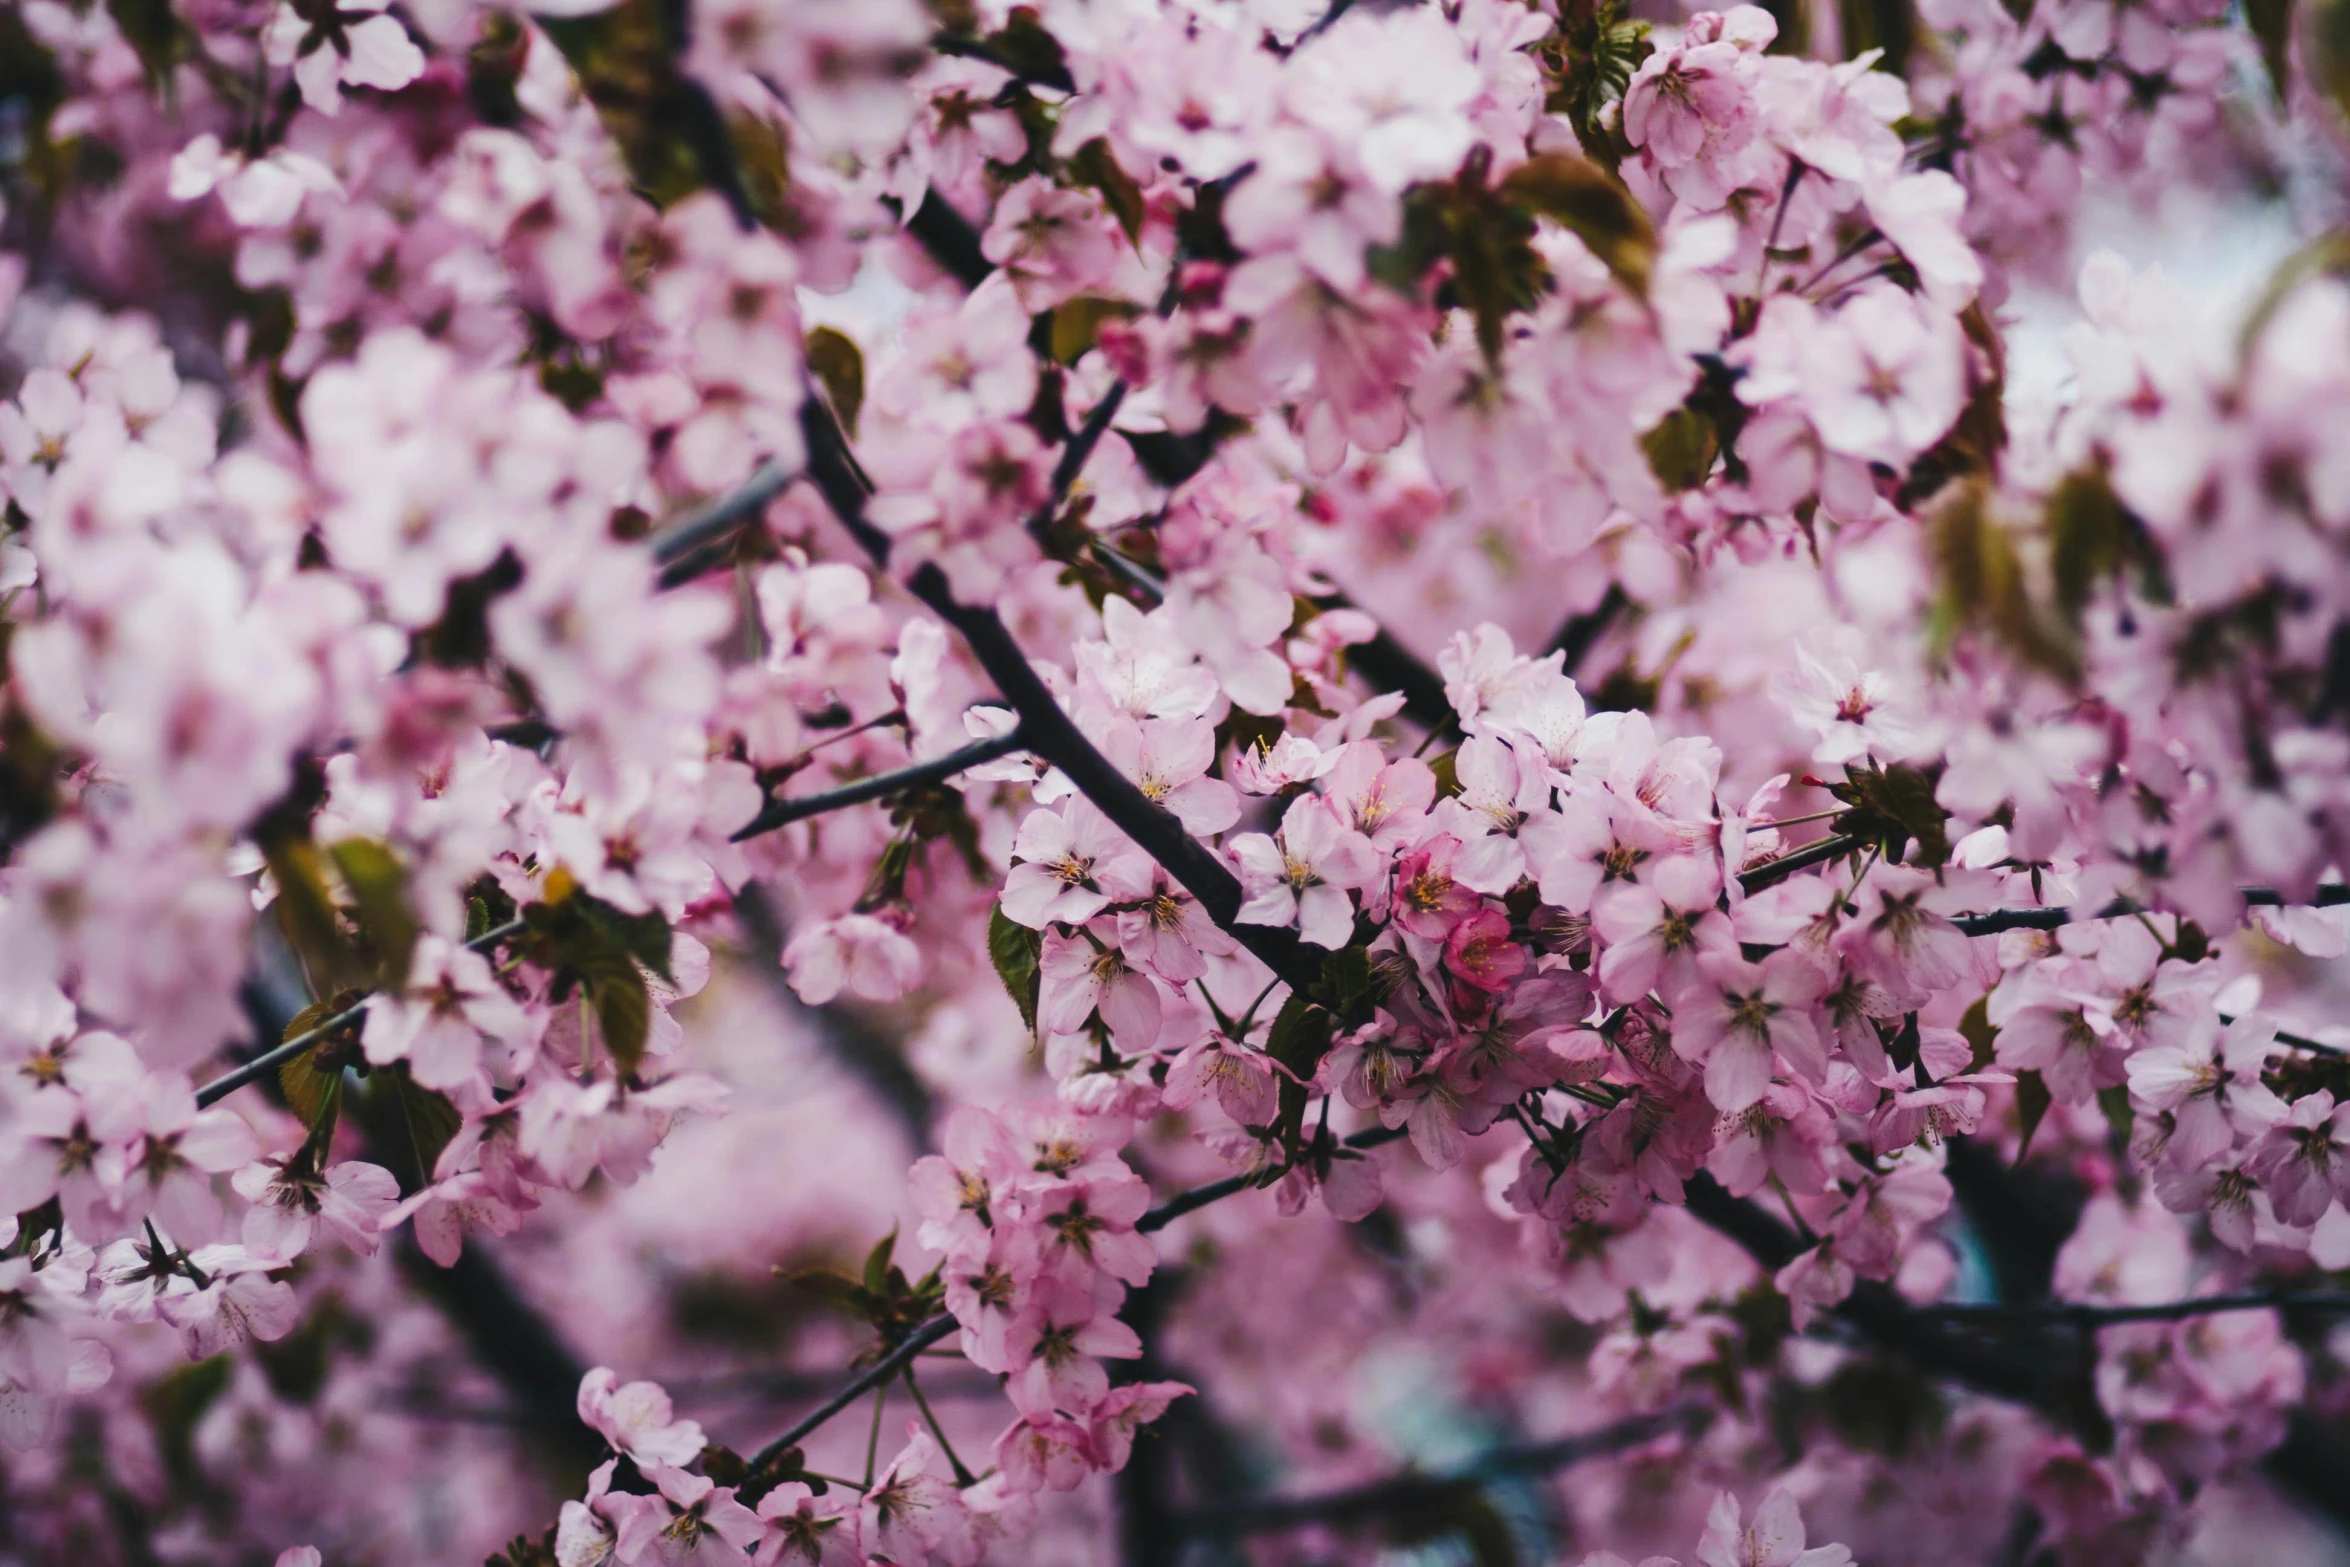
top-left (278, 1015), bottom-right (347, 1146)
top-left (806, 326), bottom-right (865, 440)
top-left (988, 903), bottom-right (1043, 1034)
top-left (264, 836), bottom-right (363, 993)
top-left (1068, 138), bottom-right (1146, 245)
top-left (384, 1064), bottom-right (464, 1187)
top-left (328, 837), bottom-right (420, 988)
top-left (1498, 153), bottom-right (1655, 298)
top-left (1265, 993), bottom-right (1335, 1154)
top-left (580, 946), bottom-right (653, 1079)
top-left (2013, 1069), bottom-right (2053, 1162)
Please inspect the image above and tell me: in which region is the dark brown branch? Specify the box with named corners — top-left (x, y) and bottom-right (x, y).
top-left (1137, 1125), bottom-right (1404, 1233)
top-left (1736, 832), bottom-right (1865, 892)
top-left (730, 731), bottom-right (1030, 842)
top-left (651, 459), bottom-right (792, 587)
top-left (1169, 1401), bottom-right (1710, 1539)
top-left (798, 398), bottom-right (1319, 994)
top-left (194, 917), bottom-right (528, 1108)
top-left (749, 1126), bottom-right (1396, 1465)
top-left (1917, 1293), bottom-right (2350, 1327)
top-left (750, 1314), bottom-right (960, 1469)
top-left (1545, 584), bottom-right (1627, 679)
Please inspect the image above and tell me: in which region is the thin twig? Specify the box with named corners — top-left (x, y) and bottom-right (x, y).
top-left (1736, 833), bottom-right (1863, 892)
top-left (194, 917), bottom-right (528, 1109)
top-left (1916, 1292), bottom-right (2350, 1327)
top-left (1169, 1402), bottom-right (1711, 1538)
top-left (750, 1125), bottom-right (1406, 1464)
top-left (650, 460), bottom-right (793, 578)
top-left (731, 731), bottom-right (1030, 842)
top-left (752, 1317), bottom-right (958, 1470)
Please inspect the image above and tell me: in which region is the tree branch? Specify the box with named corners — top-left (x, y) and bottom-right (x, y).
top-left (748, 1127), bottom-right (1404, 1466)
top-left (730, 731), bottom-right (1030, 842)
top-left (797, 398), bottom-right (1321, 994)
top-left (651, 459), bottom-right (793, 588)
top-left (193, 917), bottom-right (528, 1109)
top-left (1916, 1293), bottom-right (2350, 1327)
top-left (1168, 1401), bottom-right (1711, 1539)
top-left (1545, 584), bottom-right (1627, 679)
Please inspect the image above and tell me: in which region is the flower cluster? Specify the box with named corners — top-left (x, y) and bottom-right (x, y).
top-left (7, 0), bottom-right (2350, 1560)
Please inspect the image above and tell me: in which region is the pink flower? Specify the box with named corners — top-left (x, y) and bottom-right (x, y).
top-left (783, 912), bottom-right (925, 1006)
top-left (2125, 1011), bottom-right (2285, 1171)
top-left (1443, 907), bottom-right (1529, 993)
top-left (909, 1108), bottom-right (1021, 1258)
top-left (1799, 286), bottom-right (1968, 466)
top-left (980, 182), bottom-right (1123, 312)
top-left (1100, 715), bottom-right (1240, 836)
top-left (1114, 868), bottom-right (1237, 985)
top-left (1696, 1485), bottom-right (1854, 1567)
top-left (1322, 741), bottom-right (1437, 850)
top-left (234, 1157), bottom-right (398, 1262)
top-left (1769, 630), bottom-right (1928, 767)
top-left (1002, 801), bottom-right (1153, 931)
top-left (994, 1411), bottom-right (1096, 1494)
top-left (263, 0), bottom-right (425, 117)
top-left (756, 1482), bottom-right (862, 1567)
top-left (1039, 927), bottom-right (1164, 1051)
top-left (862, 1429), bottom-right (981, 1567)
top-left (577, 1367), bottom-right (707, 1469)
top-left (1670, 949), bottom-right (1831, 1112)
top-left (157, 1244), bottom-right (300, 1359)
top-left (1231, 795), bottom-right (1381, 949)
top-left (2243, 1090), bottom-right (2350, 1226)
top-left (616, 1465), bottom-right (765, 1566)
top-left (363, 934), bottom-right (535, 1091)
top-left (1002, 1279), bottom-right (1143, 1418)
top-left (1392, 834), bottom-right (1485, 937)
top-left (1624, 33), bottom-right (1761, 169)
top-left (1161, 1033), bottom-right (1279, 1126)
top-left (1593, 855), bottom-right (1736, 1006)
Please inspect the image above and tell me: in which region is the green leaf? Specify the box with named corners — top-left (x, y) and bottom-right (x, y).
top-left (988, 903), bottom-right (1043, 1034)
top-left (1835, 0), bottom-right (1917, 78)
top-left (1265, 993), bottom-right (1335, 1154)
top-left (538, 0), bottom-right (709, 209)
top-left (104, 0), bottom-right (183, 90)
top-left (1068, 137), bottom-right (1146, 246)
top-left (1428, 749), bottom-right (1461, 798)
top-left (581, 947), bottom-right (653, 1078)
top-left (984, 6), bottom-right (1071, 83)
top-left (328, 837), bottom-right (419, 988)
top-left (1958, 997), bottom-right (1997, 1074)
top-left (264, 836), bottom-right (362, 993)
top-left (385, 1064), bottom-right (464, 1187)
top-left (2245, 0), bottom-right (2296, 101)
top-left (142, 1355), bottom-right (232, 1487)
top-left (2095, 1083), bottom-right (2135, 1149)
top-left (1048, 296), bottom-right (1143, 366)
top-left (788, 1270), bottom-right (870, 1309)
top-left (1832, 762), bottom-right (1952, 869)
top-left (277, 1003), bottom-right (346, 1147)
top-left (1641, 403), bottom-right (1718, 492)
top-left (862, 1230), bottom-right (897, 1296)
top-left (575, 893), bottom-right (675, 985)
top-left (1319, 945), bottom-right (1377, 1025)
top-left (1819, 1359), bottom-right (1947, 1458)
top-left (1928, 479), bottom-right (2082, 684)
top-left (2303, 0), bottom-right (2350, 128)
top-left (2013, 1068), bottom-right (2053, 1161)
top-left (805, 326), bottom-right (865, 441)
top-left (1498, 152), bottom-right (1654, 298)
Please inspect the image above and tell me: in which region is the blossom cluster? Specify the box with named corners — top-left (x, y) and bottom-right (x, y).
top-left (3, 0), bottom-right (2350, 1561)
